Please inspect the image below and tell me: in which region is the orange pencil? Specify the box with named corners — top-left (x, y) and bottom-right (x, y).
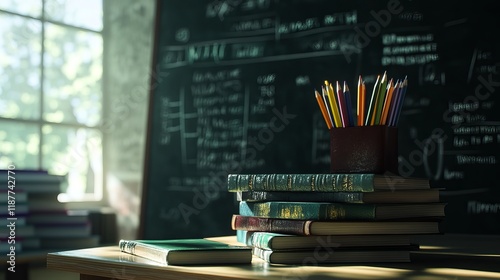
top-left (381, 79), bottom-right (395, 125)
top-left (315, 89), bottom-right (333, 129)
top-left (357, 75), bottom-right (366, 126)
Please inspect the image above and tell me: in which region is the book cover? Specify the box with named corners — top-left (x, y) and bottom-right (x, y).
top-left (231, 215), bottom-right (443, 236)
top-left (0, 225), bottom-right (35, 238)
top-left (0, 237), bottom-right (41, 252)
top-left (34, 222), bottom-right (92, 238)
top-left (0, 191), bottom-right (27, 203)
top-left (252, 246), bottom-right (414, 264)
top-left (239, 201), bottom-right (446, 220)
top-left (0, 169), bottom-right (63, 183)
top-left (40, 235), bottom-right (100, 249)
top-left (0, 170), bottom-right (66, 193)
top-left (228, 174), bottom-right (430, 193)
top-left (236, 189), bottom-right (441, 203)
top-left (237, 231), bottom-right (412, 250)
top-left (0, 203), bottom-right (28, 216)
top-left (27, 211), bottom-right (90, 225)
top-left (118, 238), bottom-right (252, 265)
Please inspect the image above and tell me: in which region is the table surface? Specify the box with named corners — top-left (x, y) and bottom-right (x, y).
top-left (46, 234), bottom-right (500, 280)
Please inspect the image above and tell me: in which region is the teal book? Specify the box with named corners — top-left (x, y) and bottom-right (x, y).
top-left (119, 238), bottom-right (252, 265)
top-left (236, 189), bottom-right (440, 204)
top-left (237, 230), bottom-right (412, 250)
top-left (239, 201), bottom-right (446, 220)
top-left (227, 173), bottom-right (430, 193)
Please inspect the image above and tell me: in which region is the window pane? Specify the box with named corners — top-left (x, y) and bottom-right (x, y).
top-left (43, 23), bottom-right (102, 126)
top-left (0, 121), bottom-right (40, 169)
top-left (42, 125), bottom-right (102, 200)
top-left (0, 0), bottom-right (42, 18)
top-left (45, 0), bottom-right (102, 31)
top-left (0, 14), bottom-right (42, 120)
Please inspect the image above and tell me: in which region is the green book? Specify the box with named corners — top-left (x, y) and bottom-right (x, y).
top-left (239, 201), bottom-right (446, 220)
top-left (119, 238), bottom-right (252, 265)
top-left (227, 174), bottom-right (430, 193)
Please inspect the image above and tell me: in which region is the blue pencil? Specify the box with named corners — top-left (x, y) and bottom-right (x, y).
top-left (393, 76), bottom-right (408, 126)
top-left (387, 79), bottom-right (401, 126)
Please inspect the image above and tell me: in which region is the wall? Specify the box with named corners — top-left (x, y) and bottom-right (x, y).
top-left (102, 0), bottom-right (155, 239)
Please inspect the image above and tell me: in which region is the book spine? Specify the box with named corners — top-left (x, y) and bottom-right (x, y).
top-left (227, 174), bottom-right (375, 192)
top-left (251, 232), bottom-right (274, 250)
top-left (236, 230), bottom-right (275, 249)
top-left (237, 191), bottom-right (365, 203)
top-left (119, 240), bottom-right (169, 265)
top-left (232, 215), bottom-right (311, 235)
top-left (251, 247), bottom-right (272, 263)
top-left (239, 201), bottom-right (376, 220)
top-left (236, 230), bottom-right (250, 245)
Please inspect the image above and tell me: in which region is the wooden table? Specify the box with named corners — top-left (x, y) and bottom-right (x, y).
top-left (46, 234), bottom-right (500, 280)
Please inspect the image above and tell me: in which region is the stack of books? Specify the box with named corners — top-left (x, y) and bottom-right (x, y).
top-left (0, 170), bottom-right (100, 253)
top-left (228, 173), bottom-right (445, 264)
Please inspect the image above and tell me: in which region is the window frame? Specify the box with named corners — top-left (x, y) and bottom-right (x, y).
top-left (0, 0), bottom-right (105, 204)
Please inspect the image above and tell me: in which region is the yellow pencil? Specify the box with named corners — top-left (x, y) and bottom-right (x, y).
top-left (325, 80), bottom-right (342, 128)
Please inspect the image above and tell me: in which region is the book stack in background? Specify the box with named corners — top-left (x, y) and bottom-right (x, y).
top-left (228, 173), bottom-right (445, 264)
top-left (0, 170), bottom-right (100, 253)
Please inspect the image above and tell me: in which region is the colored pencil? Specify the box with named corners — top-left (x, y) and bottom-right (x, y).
top-left (393, 76), bottom-right (408, 126)
top-left (365, 75), bottom-right (380, 126)
top-left (325, 80), bottom-right (342, 128)
top-left (380, 78), bottom-right (395, 125)
top-left (343, 81), bottom-right (354, 127)
top-left (357, 75), bottom-right (364, 126)
top-left (315, 73), bottom-right (407, 128)
top-left (387, 80), bottom-right (402, 126)
top-left (373, 71), bottom-right (388, 125)
top-left (336, 81), bottom-right (347, 127)
top-left (321, 85), bottom-right (335, 127)
top-left (315, 89), bottom-right (333, 129)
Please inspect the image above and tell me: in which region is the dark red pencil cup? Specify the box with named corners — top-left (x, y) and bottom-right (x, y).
top-left (330, 126), bottom-right (398, 174)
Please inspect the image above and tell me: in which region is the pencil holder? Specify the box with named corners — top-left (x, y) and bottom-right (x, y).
top-left (330, 126), bottom-right (398, 174)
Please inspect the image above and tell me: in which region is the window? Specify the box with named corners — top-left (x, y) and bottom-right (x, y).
top-left (0, 0), bottom-right (103, 202)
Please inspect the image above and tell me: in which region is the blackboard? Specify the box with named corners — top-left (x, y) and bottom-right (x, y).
top-left (139, 0), bottom-right (500, 239)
